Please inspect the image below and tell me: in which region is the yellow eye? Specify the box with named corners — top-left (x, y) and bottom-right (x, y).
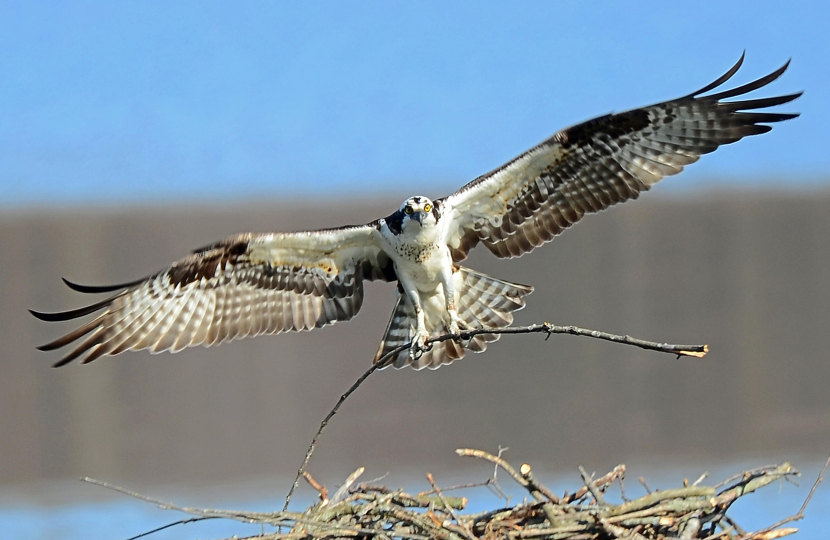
top-left (405, 206), bottom-right (413, 214)
top-left (424, 204), bottom-right (432, 213)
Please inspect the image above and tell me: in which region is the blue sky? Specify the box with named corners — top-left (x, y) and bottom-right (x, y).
top-left (1, 1), bottom-right (827, 208)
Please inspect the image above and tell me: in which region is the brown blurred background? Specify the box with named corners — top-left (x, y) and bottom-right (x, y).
top-left (2, 189), bottom-right (830, 501)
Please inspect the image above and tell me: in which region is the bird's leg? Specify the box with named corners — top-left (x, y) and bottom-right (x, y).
top-left (399, 276), bottom-right (429, 359)
top-left (441, 267), bottom-right (462, 337)
top-left (411, 304), bottom-right (429, 358)
top-left (446, 300), bottom-right (461, 336)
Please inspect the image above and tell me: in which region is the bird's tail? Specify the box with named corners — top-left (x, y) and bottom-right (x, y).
top-left (373, 266), bottom-right (533, 370)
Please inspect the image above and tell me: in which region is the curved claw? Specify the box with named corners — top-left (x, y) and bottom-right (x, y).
top-left (409, 330), bottom-right (430, 360)
top-left (448, 313), bottom-right (470, 343)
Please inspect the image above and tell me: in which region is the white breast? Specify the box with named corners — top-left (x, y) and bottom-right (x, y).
top-left (378, 218), bottom-right (452, 292)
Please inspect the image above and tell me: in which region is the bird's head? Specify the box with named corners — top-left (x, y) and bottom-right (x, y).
top-left (399, 196), bottom-right (438, 228)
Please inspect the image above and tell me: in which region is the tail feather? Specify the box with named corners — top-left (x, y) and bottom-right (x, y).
top-left (374, 267), bottom-right (532, 370)
top-left (373, 293), bottom-right (414, 367)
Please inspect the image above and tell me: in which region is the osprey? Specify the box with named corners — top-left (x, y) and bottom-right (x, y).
top-left (32, 55), bottom-right (800, 369)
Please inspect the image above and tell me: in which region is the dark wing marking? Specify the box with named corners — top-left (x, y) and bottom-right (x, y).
top-left (32, 226), bottom-right (394, 367)
top-left (440, 54), bottom-right (801, 260)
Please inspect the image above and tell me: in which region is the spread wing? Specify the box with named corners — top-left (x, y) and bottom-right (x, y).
top-left (440, 54), bottom-right (801, 261)
top-left (31, 225), bottom-right (394, 367)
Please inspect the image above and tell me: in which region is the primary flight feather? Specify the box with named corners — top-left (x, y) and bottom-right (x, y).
top-left (32, 54), bottom-right (801, 369)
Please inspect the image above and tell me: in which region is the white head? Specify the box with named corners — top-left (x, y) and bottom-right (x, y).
top-left (399, 196), bottom-right (439, 228)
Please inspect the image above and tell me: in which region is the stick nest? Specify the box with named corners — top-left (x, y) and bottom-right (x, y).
top-left (111, 448), bottom-right (821, 540)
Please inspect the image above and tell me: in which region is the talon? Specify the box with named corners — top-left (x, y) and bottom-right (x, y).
top-left (448, 310), bottom-right (462, 337)
top-left (409, 330), bottom-right (430, 359)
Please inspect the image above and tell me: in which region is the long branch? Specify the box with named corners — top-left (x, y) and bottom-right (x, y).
top-left (281, 322), bottom-right (708, 511)
top-left (83, 450), bottom-right (818, 540)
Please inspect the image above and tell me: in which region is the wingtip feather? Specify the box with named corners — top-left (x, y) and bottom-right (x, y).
top-left (703, 59), bottom-right (794, 101)
top-left (52, 356), bottom-right (76, 368)
top-left (29, 309), bottom-right (54, 322)
top-left (62, 276), bottom-right (144, 294)
top-left (35, 316), bottom-right (103, 352)
top-left (28, 295), bottom-right (118, 322)
top-left (687, 52), bottom-right (746, 97)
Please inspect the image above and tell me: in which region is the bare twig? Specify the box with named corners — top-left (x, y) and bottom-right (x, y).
top-left (797, 456), bottom-right (829, 516)
top-left (302, 471), bottom-right (328, 502)
top-left (435, 322), bottom-right (708, 358)
top-left (418, 479), bottom-right (495, 497)
top-left (520, 463), bottom-right (562, 524)
top-left (579, 466), bottom-right (607, 506)
top-left (427, 473), bottom-right (478, 540)
top-left (737, 455), bottom-right (830, 539)
top-left (619, 473), bottom-right (629, 502)
top-left (365, 471), bottom-right (391, 485)
top-left (693, 472), bottom-right (709, 487)
top-left (715, 463), bottom-right (796, 507)
top-left (723, 515), bottom-right (747, 536)
top-left (455, 448), bottom-right (533, 493)
top-left (713, 464), bottom-right (783, 490)
top-left (562, 465), bottom-right (625, 504)
top-left (490, 446), bottom-right (511, 503)
top-left (80, 477), bottom-right (250, 521)
top-left (281, 323), bottom-right (706, 512)
top-left (280, 342), bottom-right (405, 512)
top-left (456, 449), bottom-right (561, 525)
top-left (125, 516), bottom-right (219, 540)
top-left (520, 463), bottom-right (560, 504)
top-left (80, 477), bottom-right (284, 536)
top-left (602, 519), bottom-right (650, 540)
top-left (330, 467), bottom-right (365, 504)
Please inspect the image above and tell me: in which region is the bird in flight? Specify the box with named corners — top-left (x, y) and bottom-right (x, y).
top-left (32, 54), bottom-right (800, 370)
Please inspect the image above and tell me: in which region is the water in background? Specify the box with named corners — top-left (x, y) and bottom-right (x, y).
top-left (1, 191), bottom-right (830, 536)
top-left (3, 458), bottom-right (829, 539)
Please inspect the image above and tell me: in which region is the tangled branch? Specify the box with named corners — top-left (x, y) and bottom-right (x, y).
top-left (87, 448), bottom-right (825, 540)
top-left (282, 322), bottom-right (708, 511)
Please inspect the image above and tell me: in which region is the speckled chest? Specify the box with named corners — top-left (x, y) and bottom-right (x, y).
top-left (389, 239), bottom-right (449, 289)
top-left (393, 240), bottom-right (438, 264)
top-left (376, 218), bottom-right (449, 287)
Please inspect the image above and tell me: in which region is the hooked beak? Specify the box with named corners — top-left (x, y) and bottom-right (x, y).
top-left (411, 212), bottom-right (423, 225)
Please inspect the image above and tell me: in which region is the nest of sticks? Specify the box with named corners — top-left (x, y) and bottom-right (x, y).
top-left (101, 448), bottom-right (827, 540)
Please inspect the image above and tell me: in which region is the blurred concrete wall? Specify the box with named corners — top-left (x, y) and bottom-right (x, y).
top-left (2, 191), bottom-right (830, 492)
